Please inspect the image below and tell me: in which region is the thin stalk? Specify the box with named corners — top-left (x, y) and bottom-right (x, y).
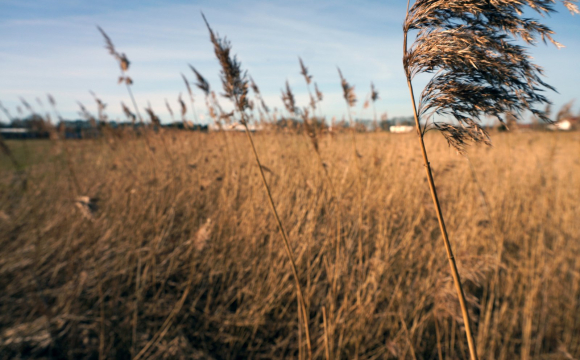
top-left (126, 83), bottom-right (143, 124)
top-left (403, 3), bottom-right (478, 357)
top-left (237, 100), bottom-right (312, 359)
top-left (405, 70), bottom-right (479, 360)
top-left (322, 306), bottom-right (331, 360)
top-left (344, 103), bottom-right (364, 277)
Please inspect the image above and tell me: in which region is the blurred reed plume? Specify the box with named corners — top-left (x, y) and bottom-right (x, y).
top-left (249, 76), bottom-right (270, 117)
top-left (97, 26), bottom-right (141, 123)
top-left (165, 99), bottom-right (175, 123)
top-left (370, 82), bottom-right (379, 125)
top-left (314, 82), bottom-right (323, 102)
top-left (281, 80), bottom-right (298, 116)
top-left (298, 58), bottom-right (319, 117)
top-left (177, 94), bottom-right (188, 128)
top-left (121, 101), bottom-right (136, 124)
top-left (299, 57), bottom-right (312, 85)
top-left (370, 82), bottom-right (379, 103)
top-left (189, 65), bottom-right (210, 96)
top-left (202, 13), bottom-right (313, 358)
top-left (202, 14), bottom-right (250, 115)
top-left (403, 1), bottom-right (579, 359)
top-left (89, 91), bottom-right (108, 123)
top-left (337, 67), bottom-right (356, 108)
top-left (144, 105), bottom-right (161, 128)
top-left (97, 26), bottom-right (131, 85)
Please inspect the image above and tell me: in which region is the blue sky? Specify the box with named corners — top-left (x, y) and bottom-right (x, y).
top-left (0, 0), bottom-right (579, 124)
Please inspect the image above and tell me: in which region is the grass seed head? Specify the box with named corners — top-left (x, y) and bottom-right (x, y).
top-left (281, 81), bottom-right (297, 115)
top-left (314, 82), bottom-right (323, 102)
top-left (299, 57), bottom-right (313, 85)
top-left (178, 93), bottom-right (187, 118)
top-left (338, 67), bottom-right (357, 107)
top-left (181, 73), bottom-right (194, 103)
top-left (202, 13), bottom-right (250, 113)
top-left (145, 105), bottom-right (161, 127)
top-left (189, 65), bottom-right (211, 97)
top-left (121, 102), bottom-right (136, 124)
top-left (371, 82), bottom-right (379, 102)
top-left (97, 26), bottom-right (131, 73)
top-left (403, 0), bottom-right (577, 151)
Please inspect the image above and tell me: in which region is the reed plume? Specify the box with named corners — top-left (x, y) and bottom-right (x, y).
top-left (177, 94), bottom-right (189, 129)
top-left (89, 91), bottom-right (108, 124)
top-left (189, 65), bottom-right (210, 96)
top-left (370, 82), bottom-right (379, 125)
top-left (165, 99), bottom-right (175, 123)
top-left (249, 76), bottom-right (271, 121)
top-left (97, 26), bottom-right (142, 124)
top-left (121, 102), bottom-right (136, 125)
top-left (314, 83), bottom-right (323, 103)
top-left (189, 65), bottom-right (222, 127)
top-left (281, 80), bottom-right (298, 116)
top-left (337, 67), bottom-right (356, 108)
top-left (202, 13), bottom-right (312, 358)
top-left (403, 1), bottom-right (578, 359)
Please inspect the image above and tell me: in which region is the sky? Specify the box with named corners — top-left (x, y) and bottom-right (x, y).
top-left (0, 0), bottom-right (579, 124)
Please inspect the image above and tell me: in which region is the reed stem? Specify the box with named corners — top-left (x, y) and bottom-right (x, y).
top-left (237, 100), bottom-right (313, 359)
top-left (405, 76), bottom-right (479, 360)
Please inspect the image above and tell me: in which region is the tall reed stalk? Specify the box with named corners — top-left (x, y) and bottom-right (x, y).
top-left (202, 14), bottom-right (313, 359)
top-left (403, 1), bottom-right (578, 359)
top-left (337, 67), bottom-right (365, 275)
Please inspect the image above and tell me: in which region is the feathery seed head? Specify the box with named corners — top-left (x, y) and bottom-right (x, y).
top-left (145, 105), bottom-right (161, 127)
top-left (403, 0), bottom-right (577, 152)
top-left (121, 102), bottom-right (136, 124)
top-left (178, 93), bottom-right (187, 117)
top-left (97, 26), bottom-right (131, 73)
top-left (281, 81), bottom-right (297, 115)
top-left (249, 76), bottom-right (260, 95)
top-left (189, 65), bottom-right (211, 96)
top-left (338, 67), bottom-right (357, 107)
top-left (371, 82), bottom-right (379, 102)
top-left (301, 108), bottom-right (319, 153)
top-left (314, 83), bottom-right (323, 102)
top-left (299, 57), bottom-right (313, 85)
top-left (202, 13), bottom-right (250, 113)
top-left (181, 73), bottom-right (194, 103)
top-left (249, 76), bottom-right (270, 113)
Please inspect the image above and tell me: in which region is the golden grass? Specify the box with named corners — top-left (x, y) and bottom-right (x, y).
top-left (1, 131), bottom-right (579, 359)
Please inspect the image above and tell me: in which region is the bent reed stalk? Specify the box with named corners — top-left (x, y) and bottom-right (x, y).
top-left (202, 13), bottom-right (313, 359)
top-left (403, 1), bottom-right (578, 359)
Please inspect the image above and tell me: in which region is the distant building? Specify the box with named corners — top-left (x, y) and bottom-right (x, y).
top-left (0, 128), bottom-right (49, 139)
top-left (389, 125), bottom-right (414, 133)
top-left (209, 122), bottom-right (263, 132)
top-left (547, 116), bottom-right (579, 131)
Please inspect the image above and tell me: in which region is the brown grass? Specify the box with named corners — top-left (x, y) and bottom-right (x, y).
top-left (1, 130), bottom-right (579, 359)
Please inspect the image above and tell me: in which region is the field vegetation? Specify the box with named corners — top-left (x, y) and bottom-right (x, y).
top-left (1, 130), bottom-right (579, 359)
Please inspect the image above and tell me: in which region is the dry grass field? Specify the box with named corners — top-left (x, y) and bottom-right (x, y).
top-left (1, 130), bottom-right (579, 359)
